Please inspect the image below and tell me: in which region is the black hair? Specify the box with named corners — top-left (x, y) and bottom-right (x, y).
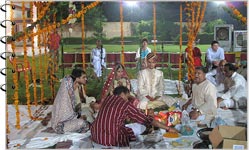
top-left (115, 63), bottom-right (125, 71)
top-left (195, 66), bottom-right (208, 74)
top-left (211, 40), bottom-right (219, 46)
top-left (113, 86), bottom-right (130, 96)
top-left (224, 63), bottom-right (237, 72)
top-left (141, 38), bottom-right (148, 43)
top-left (71, 68), bottom-right (86, 82)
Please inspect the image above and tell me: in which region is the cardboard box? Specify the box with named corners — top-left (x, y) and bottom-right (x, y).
top-left (209, 125), bottom-right (247, 149)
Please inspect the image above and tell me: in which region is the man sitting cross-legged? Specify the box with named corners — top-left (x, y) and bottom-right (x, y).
top-left (136, 52), bottom-right (177, 110)
top-left (182, 66), bottom-right (217, 124)
top-left (217, 63), bottom-right (247, 109)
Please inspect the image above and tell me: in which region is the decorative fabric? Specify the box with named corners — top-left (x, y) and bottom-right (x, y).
top-left (51, 76), bottom-right (88, 134)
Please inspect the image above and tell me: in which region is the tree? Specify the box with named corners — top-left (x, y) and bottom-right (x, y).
top-left (203, 19), bottom-right (226, 33)
top-left (157, 20), bottom-right (180, 42)
top-left (135, 20), bottom-right (153, 39)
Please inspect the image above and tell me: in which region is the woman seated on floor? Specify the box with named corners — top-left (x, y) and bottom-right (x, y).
top-left (100, 63), bottom-right (139, 107)
top-left (51, 68), bottom-right (100, 134)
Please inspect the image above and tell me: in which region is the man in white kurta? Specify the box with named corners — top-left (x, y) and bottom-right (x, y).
top-left (91, 40), bottom-right (106, 77)
top-left (182, 67), bottom-right (217, 124)
top-left (137, 53), bottom-right (176, 109)
top-left (217, 63), bottom-right (247, 109)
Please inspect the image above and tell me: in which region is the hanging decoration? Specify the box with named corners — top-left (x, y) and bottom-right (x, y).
top-left (10, 4), bottom-right (19, 129)
top-left (68, 2), bottom-right (77, 33)
top-left (222, 2), bottom-right (247, 25)
top-left (10, 1), bottom-right (100, 43)
top-left (184, 2), bottom-right (206, 81)
top-left (22, 2), bottom-right (33, 120)
top-left (61, 1), bottom-right (100, 25)
top-left (81, 3), bottom-right (86, 70)
top-left (153, 2), bottom-right (157, 53)
top-left (178, 4), bottom-right (183, 96)
top-left (10, 1), bottom-right (20, 129)
top-left (120, 0), bottom-right (124, 65)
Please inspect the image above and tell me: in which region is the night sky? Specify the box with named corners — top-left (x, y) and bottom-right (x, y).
top-left (100, 1), bottom-right (247, 28)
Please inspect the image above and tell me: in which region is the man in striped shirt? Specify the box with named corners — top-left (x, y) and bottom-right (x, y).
top-left (90, 86), bottom-right (178, 148)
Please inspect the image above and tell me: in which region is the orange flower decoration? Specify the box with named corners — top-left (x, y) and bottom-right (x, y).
top-left (241, 17), bottom-right (247, 23)
top-left (233, 9), bottom-right (240, 16)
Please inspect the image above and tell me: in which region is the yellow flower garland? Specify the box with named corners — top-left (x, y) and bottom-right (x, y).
top-left (30, 2), bottom-right (38, 106)
top-left (81, 4), bottom-right (86, 70)
top-left (37, 2), bottom-right (53, 21)
top-left (14, 1), bottom-right (100, 43)
top-left (178, 4), bottom-right (183, 96)
top-left (10, 1), bottom-right (20, 129)
top-left (120, 1), bottom-right (124, 65)
top-left (185, 2), bottom-right (206, 81)
top-left (22, 2), bottom-right (32, 119)
top-left (61, 1), bottom-right (100, 25)
top-left (227, 2), bottom-right (247, 25)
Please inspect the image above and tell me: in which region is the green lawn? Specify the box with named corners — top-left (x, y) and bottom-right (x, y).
top-left (63, 44), bottom-right (210, 53)
top-left (7, 44), bottom-right (209, 104)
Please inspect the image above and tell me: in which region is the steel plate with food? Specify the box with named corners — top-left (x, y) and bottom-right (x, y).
top-left (163, 132), bottom-right (181, 141)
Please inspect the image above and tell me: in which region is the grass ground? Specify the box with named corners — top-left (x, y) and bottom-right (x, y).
top-left (7, 44), bottom-right (208, 104)
top-left (63, 44), bottom-right (210, 53)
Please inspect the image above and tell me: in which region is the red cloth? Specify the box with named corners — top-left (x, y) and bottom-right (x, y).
top-left (48, 32), bottom-right (61, 51)
top-left (185, 47), bottom-right (202, 67)
top-left (90, 95), bottom-right (153, 147)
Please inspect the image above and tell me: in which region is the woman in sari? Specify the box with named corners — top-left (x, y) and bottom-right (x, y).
top-left (100, 63), bottom-right (139, 107)
top-left (51, 68), bottom-right (99, 134)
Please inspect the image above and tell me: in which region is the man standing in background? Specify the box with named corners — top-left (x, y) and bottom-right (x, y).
top-left (91, 40), bottom-right (106, 78)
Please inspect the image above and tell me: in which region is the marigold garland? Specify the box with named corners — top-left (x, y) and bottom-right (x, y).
top-left (178, 4), bottom-right (183, 96)
top-left (223, 2), bottom-right (247, 25)
top-left (61, 1), bottom-right (100, 25)
top-left (30, 2), bottom-right (38, 106)
top-left (13, 1), bottom-right (99, 43)
top-left (6, 102), bottom-right (10, 133)
top-left (10, 1), bottom-right (20, 130)
top-left (81, 3), bottom-right (86, 70)
top-left (153, 2), bottom-right (157, 53)
top-left (22, 2), bottom-right (32, 120)
top-left (120, 0), bottom-right (124, 65)
top-left (185, 2), bottom-right (206, 81)
top-left (36, 2), bottom-right (53, 21)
